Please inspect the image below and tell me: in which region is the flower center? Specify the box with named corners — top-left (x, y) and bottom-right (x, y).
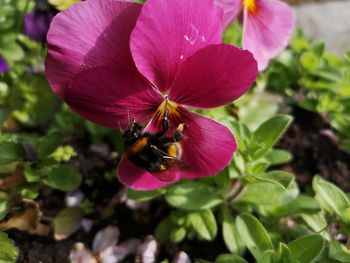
top-left (243, 0), bottom-right (259, 15)
top-left (153, 97), bottom-right (182, 131)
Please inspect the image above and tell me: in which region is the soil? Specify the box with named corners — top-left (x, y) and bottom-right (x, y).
top-left (277, 106), bottom-right (350, 191)
top-left (6, 106), bottom-right (350, 263)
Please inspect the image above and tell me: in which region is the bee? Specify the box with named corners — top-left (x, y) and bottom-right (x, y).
top-left (122, 107), bottom-right (186, 181)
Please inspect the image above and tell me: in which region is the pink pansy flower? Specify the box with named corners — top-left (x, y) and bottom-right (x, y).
top-left (215, 0), bottom-right (294, 70)
top-left (45, 0), bottom-right (257, 190)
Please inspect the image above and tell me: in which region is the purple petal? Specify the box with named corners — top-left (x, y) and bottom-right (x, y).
top-left (169, 44), bottom-right (257, 109)
top-left (24, 9), bottom-right (54, 43)
top-left (69, 243), bottom-right (96, 263)
top-left (243, 0), bottom-right (294, 70)
top-left (136, 236), bottom-right (158, 263)
top-left (173, 109), bottom-right (236, 179)
top-left (172, 251), bottom-right (191, 263)
top-left (0, 54), bottom-right (9, 73)
top-left (45, 0), bottom-right (142, 97)
top-left (65, 67), bottom-right (162, 129)
top-left (130, 0), bottom-right (223, 92)
top-left (100, 239), bottom-right (141, 263)
top-left (214, 0), bottom-right (242, 28)
top-left (93, 226), bottom-right (119, 253)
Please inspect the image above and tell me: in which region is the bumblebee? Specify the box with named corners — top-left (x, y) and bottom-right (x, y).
top-left (122, 107), bottom-right (185, 180)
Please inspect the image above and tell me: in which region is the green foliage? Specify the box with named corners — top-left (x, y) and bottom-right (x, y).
top-left (165, 181), bottom-right (223, 210)
top-left (265, 29), bottom-right (350, 152)
top-left (0, 232), bottom-right (18, 263)
top-left (44, 164), bottom-right (82, 191)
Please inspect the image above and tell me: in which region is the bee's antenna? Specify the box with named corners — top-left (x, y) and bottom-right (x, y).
top-left (127, 109), bottom-right (130, 125)
top-left (117, 120), bottom-right (124, 133)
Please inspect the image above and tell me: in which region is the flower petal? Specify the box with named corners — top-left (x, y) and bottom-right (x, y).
top-left (0, 54), bottom-right (9, 73)
top-left (130, 0), bottom-right (223, 92)
top-left (243, 0), bottom-right (294, 70)
top-left (66, 67), bottom-right (162, 129)
top-left (169, 44), bottom-right (257, 108)
top-left (45, 0), bottom-right (142, 97)
top-left (24, 9), bottom-right (54, 43)
top-left (117, 156), bottom-right (181, 191)
top-left (176, 109), bottom-right (236, 179)
top-left (214, 0), bottom-right (242, 28)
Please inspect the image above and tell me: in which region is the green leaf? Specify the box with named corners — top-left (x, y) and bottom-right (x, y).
top-left (300, 51), bottom-right (319, 70)
top-left (54, 208), bottom-right (83, 239)
top-left (251, 115), bottom-right (292, 159)
top-left (215, 254), bottom-right (248, 263)
top-left (44, 165), bottom-right (81, 191)
top-left (287, 234), bottom-right (324, 263)
top-left (165, 181), bottom-right (223, 210)
top-left (301, 212), bottom-right (328, 233)
top-left (236, 182), bottom-right (288, 206)
top-left (328, 239), bottom-right (350, 262)
top-left (236, 213), bottom-right (273, 260)
top-left (258, 250), bottom-right (274, 263)
top-left (264, 149), bottom-right (292, 166)
top-left (127, 188), bottom-right (166, 202)
top-left (269, 195), bottom-right (320, 217)
top-left (38, 131), bottom-right (63, 158)
top-left (230, 122), bottom-right (253, 154)
top-left (169, 227), bottom-right (186, 243)
top-left (155, 217), bottom-right (174, 244)
top-left (0, 142), bottom-right (23, 165)
top-left (221, 206), bottom-right (244, 255)
top-left (313, 175), bottom-right (350, 221)
top-left (0, 232), bottom-right (18, 263)
top-left (24, 164), bottom-right (40, 183)
top-left (188, 209), bottom-right (217, 241)
top-left (0, 195), bottom-right (9, 221)
top-left (275, 243), bottom-right (293, 263)
top-left (252, 171), bottom-right (294, 189)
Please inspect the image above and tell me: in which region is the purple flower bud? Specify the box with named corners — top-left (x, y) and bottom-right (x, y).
top-left (0, 54), bottom-right (9, 73)
top-left (24, 9), bottom-right (54, 43)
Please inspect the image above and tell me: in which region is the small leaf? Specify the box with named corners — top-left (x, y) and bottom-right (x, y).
top-left (169, 227), bottom-right (186, 243)
top-left (252, 171), bottom-right (294, 189)
top-left (0, 195), bottom-right (9, 221)
top-left (127, 188), bottom-right (166, 202)
top-left (236, 213), bottom-right (273, 260)
top-left (44, 165), bottom-right (81, 191)
top-left (236, 182), bottom-right (288, 206)
top-left (313, 175), bottom-right (350, 221)
top-left (54, 207), bottom-right (83, 240)
top-left (269, 195), bottom-right (320, 217)
top-left (251, 115), bottom-right (292, 160)
top-left (165, 181), bottom-right (222, 210)
top-left (0, 142), bottom-right (24, 165)
top-left (287, 234), bottom-right (324, 263)
top-left (155, 217), bottom-right (174, 244)
top-left (0, 232), bottom-right (18, 263)
top-left (188, 209), bottom-right (217, 241)
top-left (258, 250), bottom-right (274, 263)
top-left (264, 149), bottom-right (292, 166)
top-left (329, 239), bottom-right (350, 262)
top-left (221, 206), bottom-right (244, 255)
top-left (38, 131), bottom-right (63, 158)
top-left (215, 254), bottom-right (248, 263)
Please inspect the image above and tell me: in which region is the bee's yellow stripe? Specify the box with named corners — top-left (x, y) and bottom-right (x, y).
top-left (127, 137), bottom-right (148, 155)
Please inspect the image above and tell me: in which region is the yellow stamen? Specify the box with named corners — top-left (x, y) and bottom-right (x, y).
top-left (243, 0), bottom-right (259, 15)
top-left (153, 97), bottom-right (181, 130)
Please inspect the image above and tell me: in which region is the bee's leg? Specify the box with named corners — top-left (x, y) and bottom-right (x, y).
top-left (173, 123), bottom-right (186, 142)
top-left (160, 123), bottom-right (186, 143)
top-left (156, 107), bottom-right (170, 138)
